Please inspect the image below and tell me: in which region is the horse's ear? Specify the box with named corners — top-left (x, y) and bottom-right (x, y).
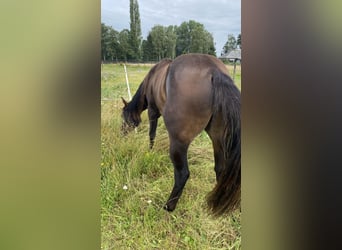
top-left (121, 97), bottom-right (128, 107)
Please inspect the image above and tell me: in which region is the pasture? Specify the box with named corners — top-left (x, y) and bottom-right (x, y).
top-left (101, 62), bottom-right (241, 249)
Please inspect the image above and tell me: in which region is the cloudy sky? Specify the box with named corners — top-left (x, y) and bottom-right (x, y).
top-left (101, 0), bottom-right (241, 56)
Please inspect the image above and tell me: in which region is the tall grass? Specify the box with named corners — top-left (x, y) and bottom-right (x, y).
top-left (101, 62), bottom-right (241, 249)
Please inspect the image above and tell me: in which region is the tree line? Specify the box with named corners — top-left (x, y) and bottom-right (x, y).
top-left (101, 0), bottom-right (240, 62)
top-left (101, 20), bottom-right (217, 62)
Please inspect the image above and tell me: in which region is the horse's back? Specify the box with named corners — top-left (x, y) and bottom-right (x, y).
top-left (164, 54), bottom-right (228, 143)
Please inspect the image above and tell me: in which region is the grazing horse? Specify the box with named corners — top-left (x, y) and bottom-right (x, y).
top-left (121, 54), bottom-right (240, 216)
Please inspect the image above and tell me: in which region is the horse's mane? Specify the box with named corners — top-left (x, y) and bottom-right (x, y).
top-left (126, 83), bottom-right (147, 114)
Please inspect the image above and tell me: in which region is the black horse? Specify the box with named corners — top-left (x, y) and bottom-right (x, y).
top-left (122, 54), bottom-right (240, 216)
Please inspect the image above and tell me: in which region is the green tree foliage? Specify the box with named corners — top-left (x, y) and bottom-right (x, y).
top-left (129, 0), bottom-right (142, 60)
top-left (101, 19), bottom-right (218, 62)
top-left (176, 20), bottom-right (216, 56)
top-left (150, 25), bottom-right (165, 61)
top-left (141, 25), bottom-right (177, 61)
top-left (237, 33), bottom-right (241, 49)
top-left (145, 25), bottom-right (177, 61)
top-left (165, 26), bottom-right (177, 59)
top-left (101, 23), bottom-right (120, 61)
top-left (142, 34), bottom-right (155, 61)
top-left (101, 24), bottom-right (132, 62)
top-left (222, 34), bottom-right (237, 55)
top-left (101, 23), bottom-right (109, 61)
top-left (118, 29), bottom-right (132, 61)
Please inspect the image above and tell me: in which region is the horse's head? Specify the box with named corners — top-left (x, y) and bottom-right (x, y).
top-left (121, 97), bottom-right (141, 134)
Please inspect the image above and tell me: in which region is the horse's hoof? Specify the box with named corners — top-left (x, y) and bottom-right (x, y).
top-left (163, 204), bottom-right (174, 212)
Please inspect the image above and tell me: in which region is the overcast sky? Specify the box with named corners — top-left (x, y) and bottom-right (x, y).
top-left (101, 0), bottom-right (241, 56)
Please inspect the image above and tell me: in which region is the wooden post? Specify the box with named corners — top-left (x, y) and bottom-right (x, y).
top-left (123, 64), bottom-right (132, 100)
top-left (233, 59), bottom-right (237, 81)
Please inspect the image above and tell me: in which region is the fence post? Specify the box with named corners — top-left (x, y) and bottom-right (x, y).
top-left (123, 64), bottom-right (132, 101)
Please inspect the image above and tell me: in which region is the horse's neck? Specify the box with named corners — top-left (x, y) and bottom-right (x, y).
top-left (129, 84), bottom-right (146, 114)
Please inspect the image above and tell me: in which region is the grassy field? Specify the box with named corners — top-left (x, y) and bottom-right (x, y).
top-left (101, 62), bottom-right (241, 249)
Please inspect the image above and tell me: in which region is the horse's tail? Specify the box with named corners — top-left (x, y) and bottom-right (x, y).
top-left (207, 69), bottom-right (241, 216)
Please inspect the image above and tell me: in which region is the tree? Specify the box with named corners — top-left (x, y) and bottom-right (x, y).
top-left (101, 23), bottom-right (120, 62)
top-left (222, 34), bottom-right (237, 55)
top-left (203, 30), bottom-right (216, 56)
top-left (102, 18), bottom-right (217, 62)
top-left (142, 34), bottom-right (155, 61)
top-left (106, 27), bottom-right (120, 61)
top-left (189, 21), bottom-right (205, 53)
top-left (176, 22), bottom-right (190, 55)
top-left (175, 20), bottom-right (216, 56)
top-left (237, 34), bottom-right (241, 49)
top-left (101, 23), bottom-right (109, 61)
top-left (118, 29), bottom-right (131, 61)
top-left (142, 25), bottom-right (177, 61)
top-left (150, 25), bottom-right (166, 61)
top-left (164, 25), bottom-right (177, 59)
top-left (129, 0), bottom-right (142, 60)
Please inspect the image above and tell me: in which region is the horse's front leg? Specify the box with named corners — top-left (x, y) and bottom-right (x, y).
top-left (148, 107), bottom-right (160, 149)
top-left (164, 138), bottom-right (190, 211)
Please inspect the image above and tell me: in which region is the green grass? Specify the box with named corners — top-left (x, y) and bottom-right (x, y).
top-left (101, 62), bottom-right (241, 249)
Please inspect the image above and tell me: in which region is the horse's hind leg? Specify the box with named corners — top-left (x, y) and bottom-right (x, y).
top-left (205, 117), bottom-right (225, 181)
top-left (211, 139), bottom-right (225, 181)
top-left (164, 137), bottom-right (190, 211)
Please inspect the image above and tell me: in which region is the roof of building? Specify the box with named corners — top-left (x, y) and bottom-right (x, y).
top-left (220, 49), bottom-right (241, 60)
